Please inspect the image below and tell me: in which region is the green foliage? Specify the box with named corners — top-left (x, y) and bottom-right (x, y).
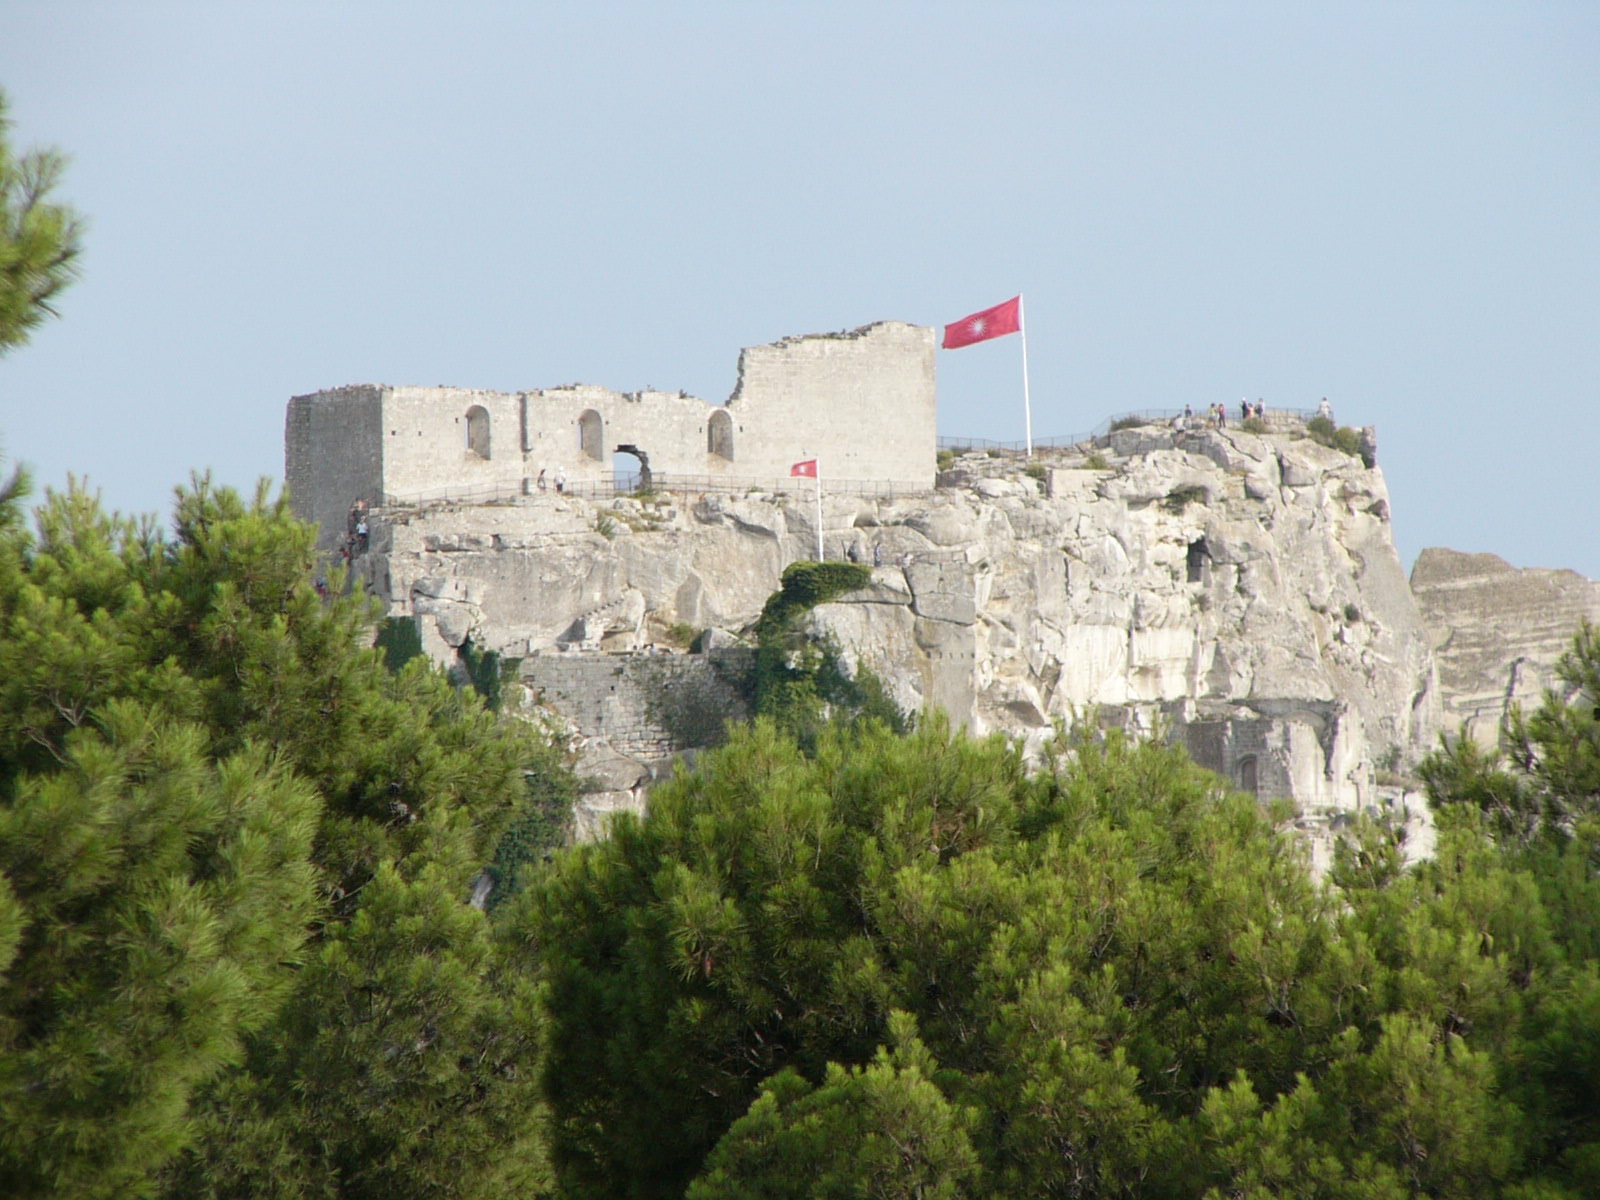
top-left (0, 474), bottom-right (561, 1197)
top-left (1240, 415), bottom-right (1268, 434)
top-left (460, 638), bottom-right (518, 712)
top-left (0, 90), bottom-right (84, 354)
top-left (1024, 461), bottom-right (1046, 481)
top-left (1306, 414), bottom-right (1368, 463)
top-left (1109, 415), bottom-right (1145, 431)
top-left (1423, 621), bottom-right (1600, 848)
top-left (750, 561), bottom-right (904, 745)
top-left (1083, 450), bottom-right (1110, 470)
top-left (754, 561), bottom-right (873, 637)
top-left (375, 614), bottom-right (424, 673)
top-left (0, 706), bottom-right (319, 1199)
top-left (665, 620), bottom-right (699, 649)
top-left (688, 1014), bottom-right (980, 1200)
top-left (936, 448), bottom-right (955, 472)
top-left (486, 759), bottom-right (576, 912)
top-left (527, 709), bottom-right (1600, 1199)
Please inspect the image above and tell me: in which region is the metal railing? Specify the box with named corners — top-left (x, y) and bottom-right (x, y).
top-left (378, 472), bottom-right (927, 511)
top-left (371, 407), bottom-right (1334, 511)
top-left (939, 406), bottom-right (1320, 455)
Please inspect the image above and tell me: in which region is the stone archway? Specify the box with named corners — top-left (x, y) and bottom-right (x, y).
top-left (615, 443), bottom-right (652, 493)
top-left (1236, 755), bottom-right (1259, 797)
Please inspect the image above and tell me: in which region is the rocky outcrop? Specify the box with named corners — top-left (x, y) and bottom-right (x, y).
top-left (352, 418), bottom-right (1440, 841)
top-left (1410, 548), bottom-right (1600, 745)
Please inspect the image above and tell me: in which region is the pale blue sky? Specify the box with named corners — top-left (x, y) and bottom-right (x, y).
top-left (2, 2), bottom-right (1596, 576)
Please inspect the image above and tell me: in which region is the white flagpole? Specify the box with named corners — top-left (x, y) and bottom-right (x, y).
top-left (814, 460), bottom-right (824, 561)
top-left (1020, 292), bottom-right (1034, 457)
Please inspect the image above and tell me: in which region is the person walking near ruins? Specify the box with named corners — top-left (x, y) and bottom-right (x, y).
top-left (555, 467), bottom-right (566, 494)
top-left (536, 467), bottom-right (547, 491)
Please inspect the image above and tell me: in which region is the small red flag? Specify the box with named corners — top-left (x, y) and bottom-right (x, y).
top-left (942, 296), bottom-right (1021, 349)
top-left (790, 459), bottom-right (818, 478)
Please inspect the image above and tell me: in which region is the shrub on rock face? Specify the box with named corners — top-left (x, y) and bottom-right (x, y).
top-left (1306, 414), bottom-right (1366, 462)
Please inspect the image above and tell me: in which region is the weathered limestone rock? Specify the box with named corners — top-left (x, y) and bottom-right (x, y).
top-left (354, 421), bottom-right (1442, 832)
top-left (1410, 549), bottom-right (1600, 744)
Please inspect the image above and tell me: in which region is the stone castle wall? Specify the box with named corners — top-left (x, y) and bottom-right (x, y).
top-left (284, 384), bottom-right (383, 559)
top-left (286, 321), bottom-right (936, 552)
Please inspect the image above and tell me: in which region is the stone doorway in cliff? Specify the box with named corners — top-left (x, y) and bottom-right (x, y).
top-left (1235, 755), bottom-right (1259, 797)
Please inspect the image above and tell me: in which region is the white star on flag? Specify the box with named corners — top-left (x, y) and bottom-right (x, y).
top-left (941, 296), bottom-right (1021, 349)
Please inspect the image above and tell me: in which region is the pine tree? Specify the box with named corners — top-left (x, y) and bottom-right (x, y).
top-left (0, 476), bottom-right (567, 1197)
top-left (0, 89), bottom-right (82, 354)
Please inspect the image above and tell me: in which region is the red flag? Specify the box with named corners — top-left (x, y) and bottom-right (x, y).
top-left (790, 459), bottom-right (818, 478)
top-left (942, 296), bottom-right (1021, 349)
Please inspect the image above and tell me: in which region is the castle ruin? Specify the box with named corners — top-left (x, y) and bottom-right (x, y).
top-left (286, 321), bottom-right (936, 555)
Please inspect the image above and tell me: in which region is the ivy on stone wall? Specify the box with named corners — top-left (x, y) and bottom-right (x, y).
top-left (753, 561), bottom-right (907, 748)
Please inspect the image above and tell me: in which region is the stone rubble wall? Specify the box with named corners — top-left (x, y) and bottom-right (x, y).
top-left (516, 648), bottom-right (756, 842)
top-left (521, 649), bottom-right (755, 764)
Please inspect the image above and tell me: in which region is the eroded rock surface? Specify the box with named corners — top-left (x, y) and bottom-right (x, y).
top-left (353, 420), bottom-right (1443, 838)
top-left (1411, 548), bottom-right (1600, 745)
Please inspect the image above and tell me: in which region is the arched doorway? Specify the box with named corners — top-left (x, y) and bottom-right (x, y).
top-left (707, 409), bottom-right (734, 460)
top-left (465, 405), bottom-right (491, 458)
top-left (578, 409), bottom-right (605, 461)
top-left (1236, 755), bottom-right (1259, 797)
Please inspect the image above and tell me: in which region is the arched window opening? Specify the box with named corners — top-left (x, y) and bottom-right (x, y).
top-left (1186, 538), bottom-right (1209, 584)
top-left (465, 406), bottom-right (491, 458)
top-left (707, 409), bottom-right (734, 460)
top-left (1236, 755), bottom-right (1259, 797)
top-left (578, 409), bottom-right (605, 461)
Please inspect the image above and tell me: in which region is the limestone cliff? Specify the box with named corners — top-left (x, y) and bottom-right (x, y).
top-left (352, 417), bottom-right (1439, 842)
top-left (1410, 548), bottom-right (1600, 745)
